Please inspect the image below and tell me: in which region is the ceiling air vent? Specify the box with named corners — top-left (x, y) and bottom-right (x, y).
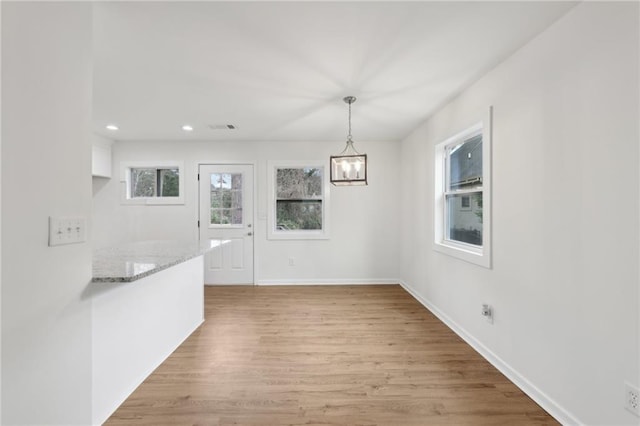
top-left (208, 124), bottom-right (236, 130)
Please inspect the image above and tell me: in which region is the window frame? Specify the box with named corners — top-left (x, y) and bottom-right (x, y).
top-left (267, 161), bottom-right (330, 240)
top-left (120, 160), bottom-right (185, 205)
top-left (434, 107), bottom-right (492, 268)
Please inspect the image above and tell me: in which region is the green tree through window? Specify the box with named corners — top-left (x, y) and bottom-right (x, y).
top-left (276, 168), bottom-right (322, 230)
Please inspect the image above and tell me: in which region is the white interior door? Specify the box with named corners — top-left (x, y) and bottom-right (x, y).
top-left (199, 164), bottom-right (254, 284)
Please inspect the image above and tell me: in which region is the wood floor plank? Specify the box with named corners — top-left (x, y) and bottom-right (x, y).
top-left (106, 285), bottom-right (558, 425)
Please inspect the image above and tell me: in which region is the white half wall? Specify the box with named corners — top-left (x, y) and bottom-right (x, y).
top-left (91, 256), bottom-right (204, 425)
top-left (92, 139), bottom-right (401, 284)
top-left (1, 3), bottom-right (93, 425)
top-left (400, 2), bottom-right (639, 425)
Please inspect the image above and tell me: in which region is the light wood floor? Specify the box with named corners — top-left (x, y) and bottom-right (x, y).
top-left (106, 285), bottom-right (558, 425)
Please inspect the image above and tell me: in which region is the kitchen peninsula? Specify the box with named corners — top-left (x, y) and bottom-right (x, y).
top-left (92, 239), bottom-right (216, 282)
top-left (90, 239), bottom-right (216, 424)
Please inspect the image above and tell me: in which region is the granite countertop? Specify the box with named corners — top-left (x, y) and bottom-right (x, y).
top-left (92, 240), bottom-right (219, 283)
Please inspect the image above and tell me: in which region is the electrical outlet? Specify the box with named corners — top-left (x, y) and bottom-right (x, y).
top-left (625, 382), bottom-right (640, 416)
top-left (481, 304), bottom-right (493, 324)
top-left (288, 257), bottom-right (295, 267)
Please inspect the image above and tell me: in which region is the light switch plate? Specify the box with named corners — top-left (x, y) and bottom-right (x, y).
top-left (49, 216), bottom-right (86, 246)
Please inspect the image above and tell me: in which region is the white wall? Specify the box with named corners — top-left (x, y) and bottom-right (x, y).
top-left (400, 2), bottom-right (639, 425)
top-left (93, 139), bottom-right (401, 284)
top-left (0, 3), bottom-right (3, 422)
top-left (1, 3), bottom-right (93, 425)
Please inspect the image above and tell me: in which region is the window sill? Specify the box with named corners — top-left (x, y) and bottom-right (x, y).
top-left (267, 230), bottom-right (329, 241)
top-left (121, 196), bottom-right (185, 206)
top-left (434, 240), bottom-right (491, 268)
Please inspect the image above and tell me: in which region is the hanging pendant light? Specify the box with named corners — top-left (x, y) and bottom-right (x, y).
top-left (330, 96), bottom-right (367, 186)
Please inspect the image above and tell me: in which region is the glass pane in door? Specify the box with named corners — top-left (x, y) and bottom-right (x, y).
top-left (210, 173), bottom-right (243, 226)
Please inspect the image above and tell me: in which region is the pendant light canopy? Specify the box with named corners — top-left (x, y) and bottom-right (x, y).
top-left (330, 96), bottom-right (367, 186)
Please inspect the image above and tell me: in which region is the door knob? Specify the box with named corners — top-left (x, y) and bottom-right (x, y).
top-left (247, 232), bottom-right (253, 236)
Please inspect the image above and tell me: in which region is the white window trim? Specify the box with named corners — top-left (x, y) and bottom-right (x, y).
top-left (434, 106), bottom-right (492, 268)
top-left (267, 160), bottom-right (330, 240)
top-left (120, 160), bottom-right (185, 205)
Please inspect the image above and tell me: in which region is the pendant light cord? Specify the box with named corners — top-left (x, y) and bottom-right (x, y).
top-left (347, 99), bottom-right (353, 142)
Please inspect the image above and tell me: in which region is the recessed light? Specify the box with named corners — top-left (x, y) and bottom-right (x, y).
top-left (105, 124), bottom-right (119, 131)
top-left (182, 125), bottom-right (194, 132)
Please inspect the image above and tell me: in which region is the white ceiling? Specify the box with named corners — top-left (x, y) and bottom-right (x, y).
top-left (93, 1), bottom-right (576, 143)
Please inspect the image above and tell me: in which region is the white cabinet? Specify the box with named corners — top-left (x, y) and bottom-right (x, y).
top-left (92, 137), bottom-right (112, 178)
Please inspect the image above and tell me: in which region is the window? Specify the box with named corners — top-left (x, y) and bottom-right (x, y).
top-left (209, 173), bottom-right (243, 225)
top-left (434, 108), bottom-right (491, 268)
top-left (121, 161), bottom-right (185, 205)
top-left (130, 168), bottom-right (179, 198)
top-left (460, 196), bottom-right (471, 209)
top-left (268, 162), bottom-right (329, 239)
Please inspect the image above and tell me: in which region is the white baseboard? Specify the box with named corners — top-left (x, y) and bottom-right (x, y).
top-left (398, 280), bottom-right (581, 426)
top-left (256, 278), bottom-right (399, 286)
